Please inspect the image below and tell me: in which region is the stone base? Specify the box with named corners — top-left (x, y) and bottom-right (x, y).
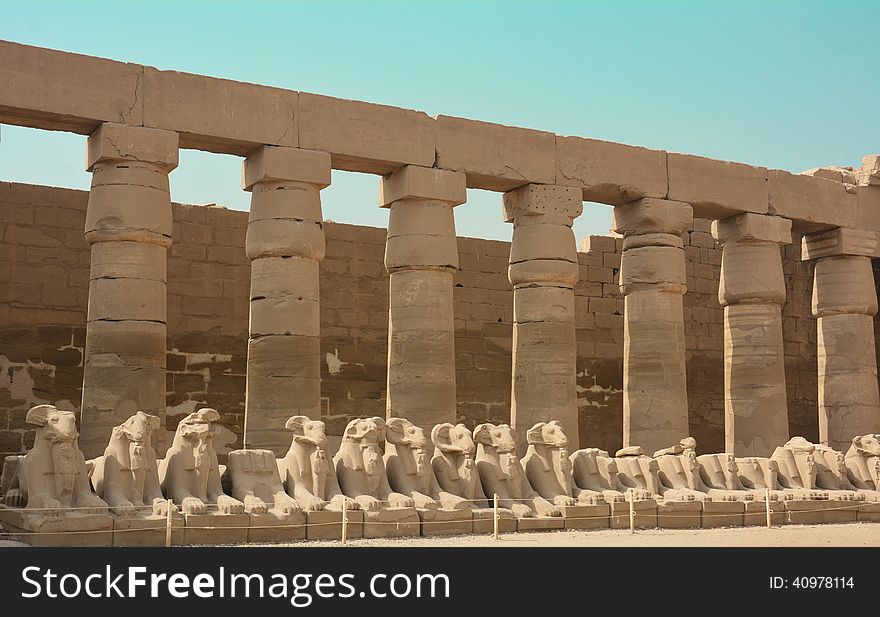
top-left (183, 512), bottom-right (249, 545)
top-left (821, 500), bottom-right (859, 524)
top-left (657, 500), bottom-right (702, 529)
top-left (113, 513), bottom-right (183, 547)
top-left (609, 499), bottom-right (657, 529)
top-left (247, 510), bottom-right (306, 543)
top-left (0, 505), bottom-right (113, 547)
top-left (743, 500), bottom-right (785, 527)
top-left (561, 503), bottom-right (610, 530)
top-left (362, 507), bottom-right (420, 539)
top-left (701, 501), bottom-right (744, 528)
top-left (784, 500), bottom-right (827, 525)
top-left (857, 502), bottom-right (880, 522)
top-left (305, 509), bottom-right (364, 541)
top-left (471, 507), bottom-right (515, 534)
top-left (516, 515), bottom-right (564, 532)
top-left (418, 508), bottom-right (472, 536)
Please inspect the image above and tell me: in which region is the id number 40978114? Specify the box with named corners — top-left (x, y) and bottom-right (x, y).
top-left (769, 577), bottom-right (854, 590)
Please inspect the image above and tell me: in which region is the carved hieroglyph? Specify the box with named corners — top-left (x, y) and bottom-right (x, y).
top-left (473, 423), bottom-right (561, 517)
top-left (333, 417), bottom-right (414, 510)
top-left (278, 415), bottom-right (356, 512)
top-left (522, 420), bottom-right (600, 505)
top-left (158, 408), bottom-right (245, 514)
top-left (4, 405), bottom-right (108, 515)
top-left (613, 198), bottom-right (693, 454)
top-left (89, 411), bottom-right (169, 516)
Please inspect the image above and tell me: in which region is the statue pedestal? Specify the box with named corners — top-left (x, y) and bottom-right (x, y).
top-left (657, 500), bottom-right (702, 528)
top-left (857, 501), bottom-right (880, 522)
top-left (247, 509), bottom-right (306, 543)
top-left (820, 499), bottom-right (859, 524)
top-left (783, 499), bottom-right (826, 524)
top-left (305, 509), bottom-right (364, 541)
top-left (701, 501), bottom-right (744, 528)
top-left (183, 512), bottom-right (249, 545)
top-left (561, 503), bottom-right (610, 530)
top-left (418, 507), bottom-right (472, 536)
top-left (471, 507), bottom-right (515, 534)
top-left (516, 515), bottom-right (564, 532)
top-left (362, 507), bottom-right (420, 538)
top-left (609, 499), bottom-right (657, 529)
top-left (113, 512), bottom-right (183, 546)
top-left (0, 505), bottom-right (112, 547)
top-left (743, 500), bottom-right (784, 526)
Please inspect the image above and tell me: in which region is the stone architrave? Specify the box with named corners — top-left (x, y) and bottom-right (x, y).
top-left (711, 213), bottom-right (792, 456)
top-left (242, 146), bottom-right (331, 454)
top-left (502, 184), bottom-right (583, 451)
top-left (380, 166), bottom-right (466, 435)
top-left (613, 198), bottom-right (693, 453)
top-left (81, 123), bottom-right (179, 458)
top-left (802, 228), bottom-right (880, 451)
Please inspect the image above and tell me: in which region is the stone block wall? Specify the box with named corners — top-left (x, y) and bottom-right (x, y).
top-left (0, 181), bottom-right (824, 460)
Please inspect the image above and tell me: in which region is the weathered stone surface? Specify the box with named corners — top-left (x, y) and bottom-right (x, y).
top-left (667, 154), bottom-right (768, 218)
top-left (243, 146), bottom-right (329, 190)
top-left (556, 136), bottom-right (667, 205)
top-left (656, 500), bottom-right (702, 529)
top-left (0, 506), bottom-right (113, 547)
top-left (802, 227), bottom-right (880, 260)
top-left (182, 512), bottom-right (249, 545)
top-left (612, 198), bottom-right (693, 236)
top-left (87, 123), bottom-right (179, 172)
top-left (435, 115), bottom-right (556, 191)
top-left (380, 165), bottom-right (466, 206)
top-left (299, 93), bottom-right (435, 174)
top-left (362, 507), bottom-right (421, 538)
top-left (0, 40), bottom-right (143, 133)
top-left (711, 212), bottom-right (792, 246)
top-left (144, 67), bottom-right (299, 155)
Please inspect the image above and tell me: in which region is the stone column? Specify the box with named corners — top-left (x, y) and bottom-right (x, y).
top-left (502, 184), bottom-right (582, 452)
top-left (242, 146), bottom-right (331, 454)
top-left (711, 213), bottom-right (792, 456)
top-left (380, 166), bottom-right (466, 435)
top-left (612, 198), bottom-right (693, 454)
top-left (81, 123), bottom-right (179, 457)
top-left (802, 228), bottom-right (880, 451)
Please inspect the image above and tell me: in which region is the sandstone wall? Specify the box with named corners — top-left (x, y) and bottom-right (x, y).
top-left (0, 181), bottom-right (822, 459)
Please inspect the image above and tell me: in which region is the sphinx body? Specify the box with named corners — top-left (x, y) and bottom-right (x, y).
top-left (158, 408), bottom-right (244, 515)
top-left (430, 423), bottom-right (486, 507)
top-left (278, 415), bottom-right (356, 512)
top-left (694, 452), bottom-right (756, 501)
top-left (570, 448), bottom-right (651, 502)
top-left (89, 411), bottom-right (169, 517)
top-left (522, 421), bottom-right (600, 506)
top-left (4, 405), bottom-right (107, 516)
top-left (473, 423), bottom-right (560, 518)
top-left (770, 437), bottom-right (829, 500)
top-left (224, 449), bottom-right (301, 514)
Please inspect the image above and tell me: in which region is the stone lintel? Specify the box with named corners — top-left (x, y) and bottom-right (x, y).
top-left (87, 122), bottom-right (179, 172)
top-left (612, 197), bottom-right (693, 236)
top-left (243, 146), bottom-right (331, 191)
top-left (502, 184), bottom-right (583, 223)
top-left (379, 165), bottom-right (466, 208)
top-left (711, 212), bottom-right (792, 245)
top-left (801, 227), bottom-right (880, 260)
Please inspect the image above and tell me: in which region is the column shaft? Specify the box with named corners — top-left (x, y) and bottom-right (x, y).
top-left (502, 184), bottom-right (582, 452)
top-left (81, 123), bottom-right (179, 458)
top-left (803, 228), bottom-right (880, 451)
top-left (712, 213), bottom-right (792, 456)
top-left (381, 166), bottom-right (466, 435)
top-left (613, 198), bottom-right (693, 453)
top-left (243, 146), bottom-right (330, 454)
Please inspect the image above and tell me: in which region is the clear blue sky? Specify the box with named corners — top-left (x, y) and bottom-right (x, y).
top-left (1, 0), bottom-right (878, 241)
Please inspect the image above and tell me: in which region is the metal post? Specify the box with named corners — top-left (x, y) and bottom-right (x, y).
top-left (341, 497), bottom-right (348, 546)
top-left (165, 499), bottom-right (173, 547)
top-left (629, 491), bottom-right (635, 534)
top-left (765, 488), bottom-right (772, 529)
top-left (493, 493), bottom-right (500, 540)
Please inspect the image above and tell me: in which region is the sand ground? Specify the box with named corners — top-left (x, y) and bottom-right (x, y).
top-left (252, 522), bottom-right (880, 548)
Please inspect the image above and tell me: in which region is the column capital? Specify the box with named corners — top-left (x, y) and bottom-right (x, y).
top-left (801, 227), bottom-right (880, 260)
top-left (86, 123), bottom-right (179, 172)
top-left (380, 165), bottom-right (466, 208)
top-left (243, 146), bottom-right (331, 191)
top-left (711, 212), bottom-right (792, 245)
top-left (612, 198), bottom-right (693, 236)
top-left (502, 184), bottom-right (582, 224)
